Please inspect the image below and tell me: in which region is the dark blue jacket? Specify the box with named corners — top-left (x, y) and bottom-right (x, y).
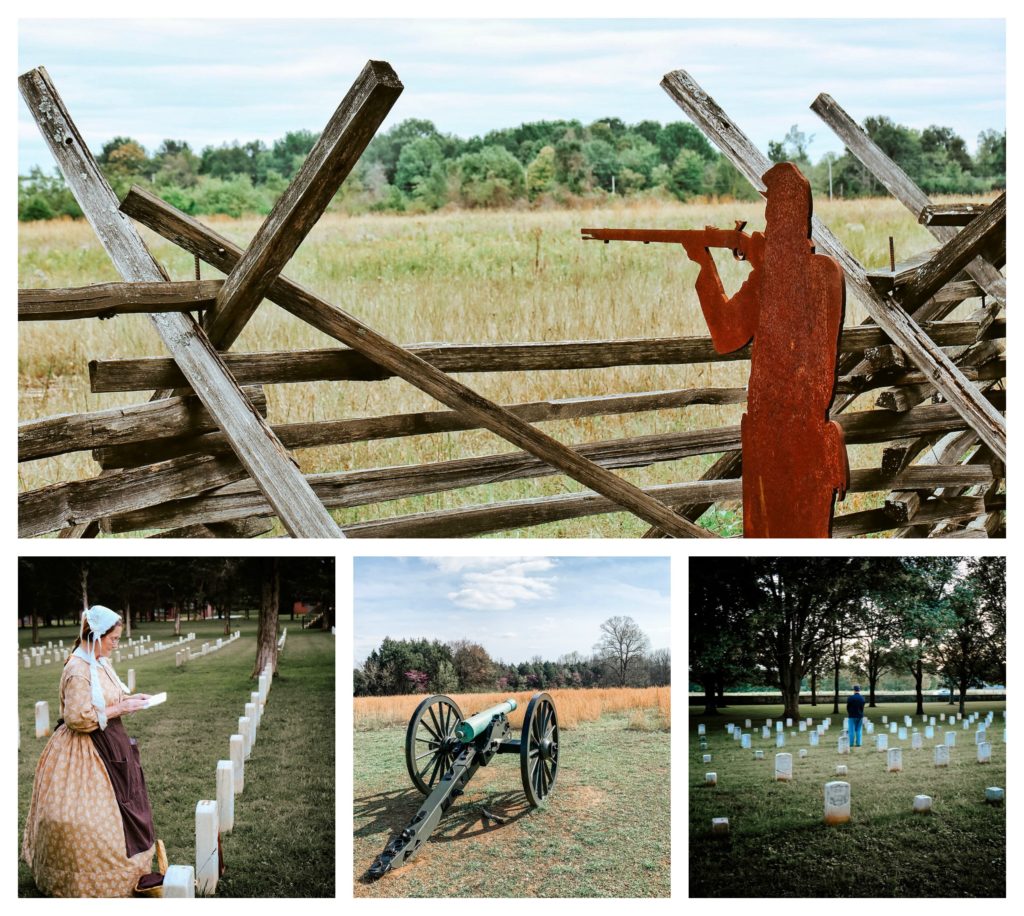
top-left (846, 692), bottom-right (865, 718)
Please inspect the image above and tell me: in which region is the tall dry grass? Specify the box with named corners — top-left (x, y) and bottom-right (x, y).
top-left (19, 196), bottom-right (989, 535)
top-left (353, 685), bottom-right (670, 731)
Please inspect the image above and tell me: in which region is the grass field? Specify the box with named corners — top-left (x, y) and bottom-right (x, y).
top-left (18, 619), bottom-right (335, 898)
top-left (18, 194), bottom-right (988, 537)
top-left (689, 701), bottom-right (1006, 898)
top-left (353, 689), bottom-right (670, 897)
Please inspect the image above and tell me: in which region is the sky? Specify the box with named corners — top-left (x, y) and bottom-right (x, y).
top-left (352, 556), bottom-right (670, 666)
top-left (17, 18), bottom-right (1005, 176)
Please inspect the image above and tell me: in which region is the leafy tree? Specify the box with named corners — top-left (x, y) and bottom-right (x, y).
top-left (526, 145), bottom-right (557, 199)
top-left (594, 616), bottom-right (650, 686)
top-left (453, 145), bottom-right (525, 207)
top-left (584, 139), bottom-right (618, 192)
top-left (669, 149), bottom-right (707, 200)
top-left (657, 121), bottom-right (717, 165)
top-left (450, 640), bottom-right (493, 689)
top-left (395, 137), bottom-right (444, 193)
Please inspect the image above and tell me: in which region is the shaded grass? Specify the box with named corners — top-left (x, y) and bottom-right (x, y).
top-left (689, 702), bottom-right (1006, 897)
top-left (354, 712), bottom-right (669, 897)
top-left (18, 620), bottom-right (335, 898)
top-left (18, 196), bottom-right (990, 537)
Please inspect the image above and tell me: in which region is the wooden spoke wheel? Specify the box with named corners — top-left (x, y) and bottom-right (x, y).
top-left (520, 692), bottom-right (559, 807)
top-left (405, 694), bottom-right (463, 795)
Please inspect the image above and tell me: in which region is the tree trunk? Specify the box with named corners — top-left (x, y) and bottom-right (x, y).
top-left (810, 668), bottom-right (818, 706)
top-left (173, 604), bottom-right (181, 637)
top-left (715, 680), bottom-right (727, 710)
top-left (913, 658), bottom-right (924, 715)
top-left (224, 597), bottom-right (231, 636)
top-left (702, 681), bottom-right (718, 716)
top-left (80, 565), bottom-right (89, 613)
top-left (32, 608), bottom-right (39, 646)
top-left (868, 668), bottom-right (879, 708)
top-left (124, 596), bottom-right (132, 639)
top-left (253, 557), bottom-right (280, 678)
top-left (780, 667), bottom-right (801, 720)
top-left (831, 659), bottom-right (839, 716)
top-left (958, 678), bottom-right (968, 716)
top-left (947, 679), bottom-right (956, 705)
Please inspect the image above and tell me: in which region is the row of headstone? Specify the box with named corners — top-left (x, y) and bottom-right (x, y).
top-left (176, 631), bottom-right (241, 668)
top-left (195, 660), bottom-right (274, 896)
top-left (277, 628), bottom-right (287, 651)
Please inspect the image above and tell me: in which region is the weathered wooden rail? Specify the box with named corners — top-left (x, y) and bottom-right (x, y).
top-left (17, 64), bottom-right (1005, 538)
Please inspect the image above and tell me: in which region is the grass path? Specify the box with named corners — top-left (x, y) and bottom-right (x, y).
top-left (354, 712), bottom-right (669, 898)
top-left (689, 702), bottom-right (1006, 897)
top-left (18, 620), bottom-right (335, 897)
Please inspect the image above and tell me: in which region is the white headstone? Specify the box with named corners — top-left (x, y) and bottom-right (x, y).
top-left (22, 655), bottom-right (30, 669)
top-left (744, 719), bottom-right (751, 729)
top-left (838, 735), bottom-right (849, 755)
top-left (251, 691), bottom-right (262, 728)
top-left (34, 701), bottom-right (50, 738)
top-left (985, 786), bottom-right (1004, 804)
top-left (912, 794), bottom-right (932, 813)
top-left (726, 723), bottom-right (735, 734)
top-left (697, 724), bottom-right (706, 736)
top-left (810, 732), bottom-right (820, 747)
top-left (912, 733), bottom-right (923, 750)
top-left (898, 727), bottom-right (907, 740)
top-left (754, 750), bottom-right (764, 760)
top-left (925, 725), bottom-right (934, 739)
top-left (230, 735), bottom-right (245, 793)
top-left (887, 747), bottom-right (903, 772)
top-left (824, 781), bottom-right (851, 825)
top-left (940, 713), bottom-right (945, 721)
top-left (741, 734), bottom-right (751, 749)
top-left (766, 719), bottom-right (772, 727)
top-left (786, 718), bottom-right (793, 727)
top-left (835, 764), bottom-right (848, 776)
top-left (904, 716), bottom-right (912, 727)
top-left (775, 752), bottom-right (793, 781)
top-left (762, 726), bottom-right (771, 739)
top-left (877, 734), bottom-right (889, 752)
top-left (889, 722), bottom-right (898, 734)
top-left (258, 673), bottom-right (269, 704)
top-left (703, 754), bottom-right (712, 764)
top-left (799, 748), bottom-right (808, 759)
top-left (216, 760), bottom-right (235, 833)
top-left (934, 744), bottom-right (950, 767)
top-left (945, 731), bottom-right (956, 747)
top-left (930, 717), bottom-right (936, 726)
top-left (975, 729), bottom-right (987, 745)
top-left (127, 669), bottom-right (135, 693)
top-left (711, 817), bottom-right (730, 835)
top-left (705, 772), bottom-right (717, 786)
top-left (865, 720), bottom-right (874, 734)
top-left (799, 722), bottom-right (807, 732)
top-left (733, 729), bottom-right (742, 742)
top-left (244, 703), bottom-right (258, 748)
top-left (164, 865), bottom-right (195, 898)
top-left (776, 722), bottom-right (783, 733)
top-left (195, 800), bottom-right (219, 895)
top-left (776, 734), bottom-right (785, 748)
top-left (977, 742), bottom-right (992, 764)
top-left (882, 715), bottom-right (888, 724)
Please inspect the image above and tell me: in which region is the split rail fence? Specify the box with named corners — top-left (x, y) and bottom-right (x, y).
top-left (17, 63), bottom-right (1005, 538)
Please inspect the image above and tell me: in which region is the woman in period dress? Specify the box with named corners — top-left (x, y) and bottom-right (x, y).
top-left (22, 605), bottom-right (167, 897)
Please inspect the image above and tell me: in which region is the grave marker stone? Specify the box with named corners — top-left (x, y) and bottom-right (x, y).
top-left (799, 748), bottom-right (808, 758)
top-left (164, 865), bottom-right (195, 898)
top-left (912, 733), bottom-right (923, 750)
top-left (838, 735), bottom-right (849, 755)
top-left (239, 716), bottom-right (252, 759)
top-left (945, 731), bottom-right (956, 747)
top-left (698, 724), bottom-right (706, 736)
top-left (705, 772), bottom-right (717, 786)
top-left (754, 750), bottom-right (764, 760)
top-left (835, 764), bottom-right (848, 776)
top-left (195, 800), bottom-right (219, 896)
top-left (810, 732), bottom-right (819, 747)
top-left (127, 669), bottom-right (135, 692)
top-left (230, 735), bottom-right (245, 793)
top-left (985, 787), bottom-right (1004, 804)
top-left (978, 742), bottom-right (991, 764)
top-left (934, 745), bottom-right (950, 767)
top-left (34, 701), bottom-right (49, 738)
top-left (216, 760), bottom-right (235, 833)
top-left (877, 734), bottom-right (888, 752)
top-left (887, 748), bottom-right (902, 772)
top-left (824, 781), bottom-right (851, 825)
top-left (889, 722), bottom-right (898, 734)
top-left (899, 727), bottom-right (907, 740)
top-left (741, 734), bottom-right (751, 749)
top-left (775, 752), bottom-right (793, 781)
top-left (913, 795), bottom-right (932, 813)
top-left (925, 725), bottom-right (934, 739)
top-left (711, 817), bottom-right (730, 835)
top-left (776, 734), bottom-right (785, 748)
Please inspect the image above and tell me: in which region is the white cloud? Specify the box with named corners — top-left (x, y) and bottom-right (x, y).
top-left (442, 558), bottom-right (557, 611)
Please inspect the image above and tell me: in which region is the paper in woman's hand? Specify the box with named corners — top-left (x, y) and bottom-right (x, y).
top-left (143, 693), bottom-right (167, 709)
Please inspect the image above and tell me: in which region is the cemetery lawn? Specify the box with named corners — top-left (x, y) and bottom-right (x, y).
top-left (18, 620), bottom-right (335, 898)
top-left (690, 702), bottom-right (1006, 897)
top-left (353, 710), bottom-right (670, 897)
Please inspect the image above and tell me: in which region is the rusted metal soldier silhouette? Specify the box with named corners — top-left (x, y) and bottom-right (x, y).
top-left (583, 162), bottom-right (848, 537)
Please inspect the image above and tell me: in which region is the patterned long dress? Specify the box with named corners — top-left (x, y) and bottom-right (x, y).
top-left (21, 655), bottom-right (156, 897)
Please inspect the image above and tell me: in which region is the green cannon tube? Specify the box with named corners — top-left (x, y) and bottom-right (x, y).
top-left (455, 698), bottom-right (518, 743)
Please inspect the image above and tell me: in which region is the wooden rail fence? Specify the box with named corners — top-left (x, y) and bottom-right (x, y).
top-left (17, 63), bottom-right (1005, 538)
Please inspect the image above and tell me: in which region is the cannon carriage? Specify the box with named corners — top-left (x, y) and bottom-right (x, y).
top-left (367, 692), bottom-right (559, 879)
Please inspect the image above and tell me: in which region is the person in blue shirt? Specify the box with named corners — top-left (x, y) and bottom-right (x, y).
top-left (846, 684), bottom-right (866, 747)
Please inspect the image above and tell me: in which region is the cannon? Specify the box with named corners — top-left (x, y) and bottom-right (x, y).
top-left (366, 692), bottom-right (559, 879)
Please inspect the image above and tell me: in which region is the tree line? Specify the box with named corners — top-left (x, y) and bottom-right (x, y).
top-left (17, 556), bottom-right (336, 641)
top-left (690, 557), bottom-right (1005, 719)
top-left (355, 615), bottom-right (669, 696)
top-left (18, 113), bottom-right (1005, 221)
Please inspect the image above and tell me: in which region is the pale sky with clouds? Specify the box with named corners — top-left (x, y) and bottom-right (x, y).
top-left (17, 18), bottom-right (1004, 175)
top-left (352, 556), bottom-right (670, 666)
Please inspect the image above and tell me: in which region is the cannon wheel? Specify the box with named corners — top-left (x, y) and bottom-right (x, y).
top-left (521, 692), bottom-right (559, 806)
top-left (405, 694), bottom-right (463, 795)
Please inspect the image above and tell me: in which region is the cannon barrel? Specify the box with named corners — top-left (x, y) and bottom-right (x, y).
top-left (455, 698), bottom-right (517, 743)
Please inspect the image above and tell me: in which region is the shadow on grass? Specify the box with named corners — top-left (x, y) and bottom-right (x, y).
top-left (355, 787), bottom-right (535, 883)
